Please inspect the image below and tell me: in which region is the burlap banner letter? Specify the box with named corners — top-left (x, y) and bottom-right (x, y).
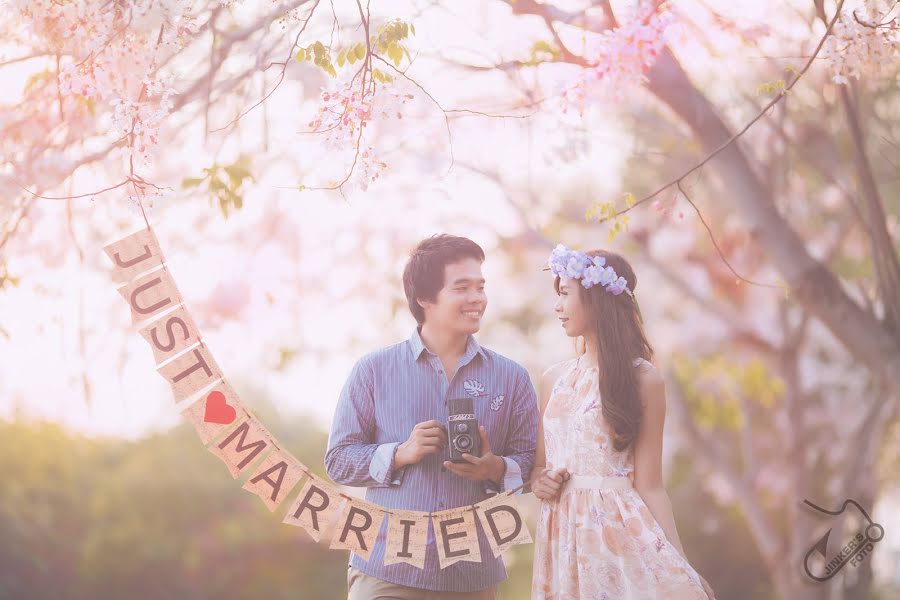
top-left (180, 380), bottom-right (243, 444)
top-left (330, 497), bottom-right (385, 560)
top-left (283, 475), bottom-right (345, 543)
top-left (138, 305), bottom-right (201, 365)
top-left (117, 268), bottom-right (181, 326)
top-left (384, 509), bottom-right (429, 569)
top-left (156, 343), bottom-right (222, 404)
top-left (431, 507), bottom-right (481, 569)
top-left (242, 450), bottom-right (305, 512)
top-left (104, 228), bottom-right (165, 284)
top-left (209, 416), bottom-right (272, 478)
top-left (475, 493), bottom-right (532, 558)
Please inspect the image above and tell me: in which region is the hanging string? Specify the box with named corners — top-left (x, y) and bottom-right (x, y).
top-left (136, 193), bottom-right (152, 231)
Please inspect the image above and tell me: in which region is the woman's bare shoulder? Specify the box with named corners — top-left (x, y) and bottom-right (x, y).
top-left (541, 359), bottom-right (575, 382)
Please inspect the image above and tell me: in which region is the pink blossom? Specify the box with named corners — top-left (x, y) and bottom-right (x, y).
top-left (560, 3), bottom-right (675, 113)
top-left (8, 0), bottom-right (195, 171)
top-left (307, 77), bottom-right (412, 190)
top-left (821, 0), bottom-right (899, 85)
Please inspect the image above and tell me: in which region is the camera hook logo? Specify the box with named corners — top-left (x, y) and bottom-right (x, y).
top-left (802, 498), bottom-right (885, 582)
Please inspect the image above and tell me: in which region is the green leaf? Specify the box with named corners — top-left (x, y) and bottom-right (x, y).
top-left (355, 43), bottom-right (366, 61)
top-left (388, 43), bottom-right (402, 66)
top-left (181, 177), bottom-right (205, 189)
top-left (295, 48), bottom-right (306, 62)
top-left (337, 48), bottom-right (346, 67)
top-left (527, 40), bottom-right (562, 65)
top-left (225, 165), bottom-right (253, 187)
top-left (326, 64), bottom-right (337, 78)
top-left (410, 23), bottom-right (416, 35)
top-left (223, 165), bottom-right (251, 182)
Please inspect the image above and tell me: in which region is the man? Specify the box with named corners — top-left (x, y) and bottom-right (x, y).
top-left (325, 234), bottom-right (539, 599)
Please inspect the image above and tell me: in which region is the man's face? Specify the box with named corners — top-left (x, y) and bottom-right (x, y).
top-left (419, 258), bottom-right (487, 336)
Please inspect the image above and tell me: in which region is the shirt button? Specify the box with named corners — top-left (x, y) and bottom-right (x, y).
top-left (438, 501), bottom-right (445, 509)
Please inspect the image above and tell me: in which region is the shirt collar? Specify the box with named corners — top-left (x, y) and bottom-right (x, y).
top-left (408, 327), bottom-right (487, 364)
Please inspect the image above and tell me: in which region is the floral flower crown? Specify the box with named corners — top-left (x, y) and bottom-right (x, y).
top-left (546, 244), bottom-right (633, 297)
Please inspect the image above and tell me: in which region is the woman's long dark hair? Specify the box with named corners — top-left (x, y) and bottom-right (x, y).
top-left (554, 249), bottom-right (653, 452)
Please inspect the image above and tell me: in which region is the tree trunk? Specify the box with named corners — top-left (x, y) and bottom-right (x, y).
top-left (644, 48), bottom-right (900, 399)
top-left (838, 84), bottom-right (900, 337)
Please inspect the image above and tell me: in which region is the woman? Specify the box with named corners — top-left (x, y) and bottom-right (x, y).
top-left (531, 245), bottom-right (715, 600)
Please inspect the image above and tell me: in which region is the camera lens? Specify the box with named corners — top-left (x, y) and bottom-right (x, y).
top-left (456, 423), bottom-right (468, 433)
top-left (455, 434), bottom-right (473, 451)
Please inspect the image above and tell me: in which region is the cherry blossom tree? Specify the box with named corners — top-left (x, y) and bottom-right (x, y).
top-left (1, 1), bottom-right (898, 598)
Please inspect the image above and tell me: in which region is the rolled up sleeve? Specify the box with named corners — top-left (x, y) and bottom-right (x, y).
top-left (369, 441), bottom-right (405, 486)
top-left (496, 367), bottom-right (538, 495)
top-left (484, 455), bottom-right (524, 495)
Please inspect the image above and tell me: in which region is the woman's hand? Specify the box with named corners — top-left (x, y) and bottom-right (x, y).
top-left (698, 574), bottom-right (715, 600)
top-left (532, 467), bottom-right (569, 501)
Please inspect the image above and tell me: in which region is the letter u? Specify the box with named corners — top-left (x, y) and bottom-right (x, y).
top-left (130, 277), bottom-right (173, 314)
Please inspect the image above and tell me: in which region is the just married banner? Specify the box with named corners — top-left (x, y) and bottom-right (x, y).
top-left (104, 226), bottom-right (533, 568)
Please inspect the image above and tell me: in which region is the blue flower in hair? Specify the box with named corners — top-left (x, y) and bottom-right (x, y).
top-left (607, 276), bottom-right (629, 296)
top-left (565, 255), bottom-right (587, 279)
top-left (546, 244), bottom-right (633, 298)
top-left (599, 266), bottom-right (618, 287)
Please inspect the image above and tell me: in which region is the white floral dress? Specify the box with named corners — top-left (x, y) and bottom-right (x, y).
top-left (532, 357), bottom-right (707, 600)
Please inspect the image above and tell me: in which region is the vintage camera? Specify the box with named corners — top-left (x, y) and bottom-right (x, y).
top-left (448, 397), bottom-right (480, 463)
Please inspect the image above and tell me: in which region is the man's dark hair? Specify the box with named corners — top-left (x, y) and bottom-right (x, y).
top-left (402, 235), bottom-right (485, 325)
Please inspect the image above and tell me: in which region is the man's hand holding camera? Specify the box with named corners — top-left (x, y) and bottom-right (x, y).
top-left (443, 426), bottom-right (506, 484)
top-left (394, 420), bottom-right (448, 468)
top-left (394, 420), bottom-right (505, 485)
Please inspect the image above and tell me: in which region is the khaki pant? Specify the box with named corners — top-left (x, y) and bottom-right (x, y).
top-left (347, 566), bottom-right (497, 600)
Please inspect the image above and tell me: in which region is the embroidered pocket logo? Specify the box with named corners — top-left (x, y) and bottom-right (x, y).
top-left (464, 379), bottom-right (486, 397)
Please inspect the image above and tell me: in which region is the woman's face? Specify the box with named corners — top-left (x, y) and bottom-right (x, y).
top-left (554, 277), bottom-right (590, 338)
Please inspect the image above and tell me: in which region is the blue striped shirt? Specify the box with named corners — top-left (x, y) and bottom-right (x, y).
top-left (324, 328), bottom-right (539, 592)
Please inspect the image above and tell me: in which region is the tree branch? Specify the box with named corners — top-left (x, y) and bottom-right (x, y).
top-left (172, 0), bottom-right (315, 114)
top-left (210, 0), bottom-right (322, 133)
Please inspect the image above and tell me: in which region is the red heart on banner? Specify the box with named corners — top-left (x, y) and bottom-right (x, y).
top-left (204, 390), bottom-right (236, 424)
